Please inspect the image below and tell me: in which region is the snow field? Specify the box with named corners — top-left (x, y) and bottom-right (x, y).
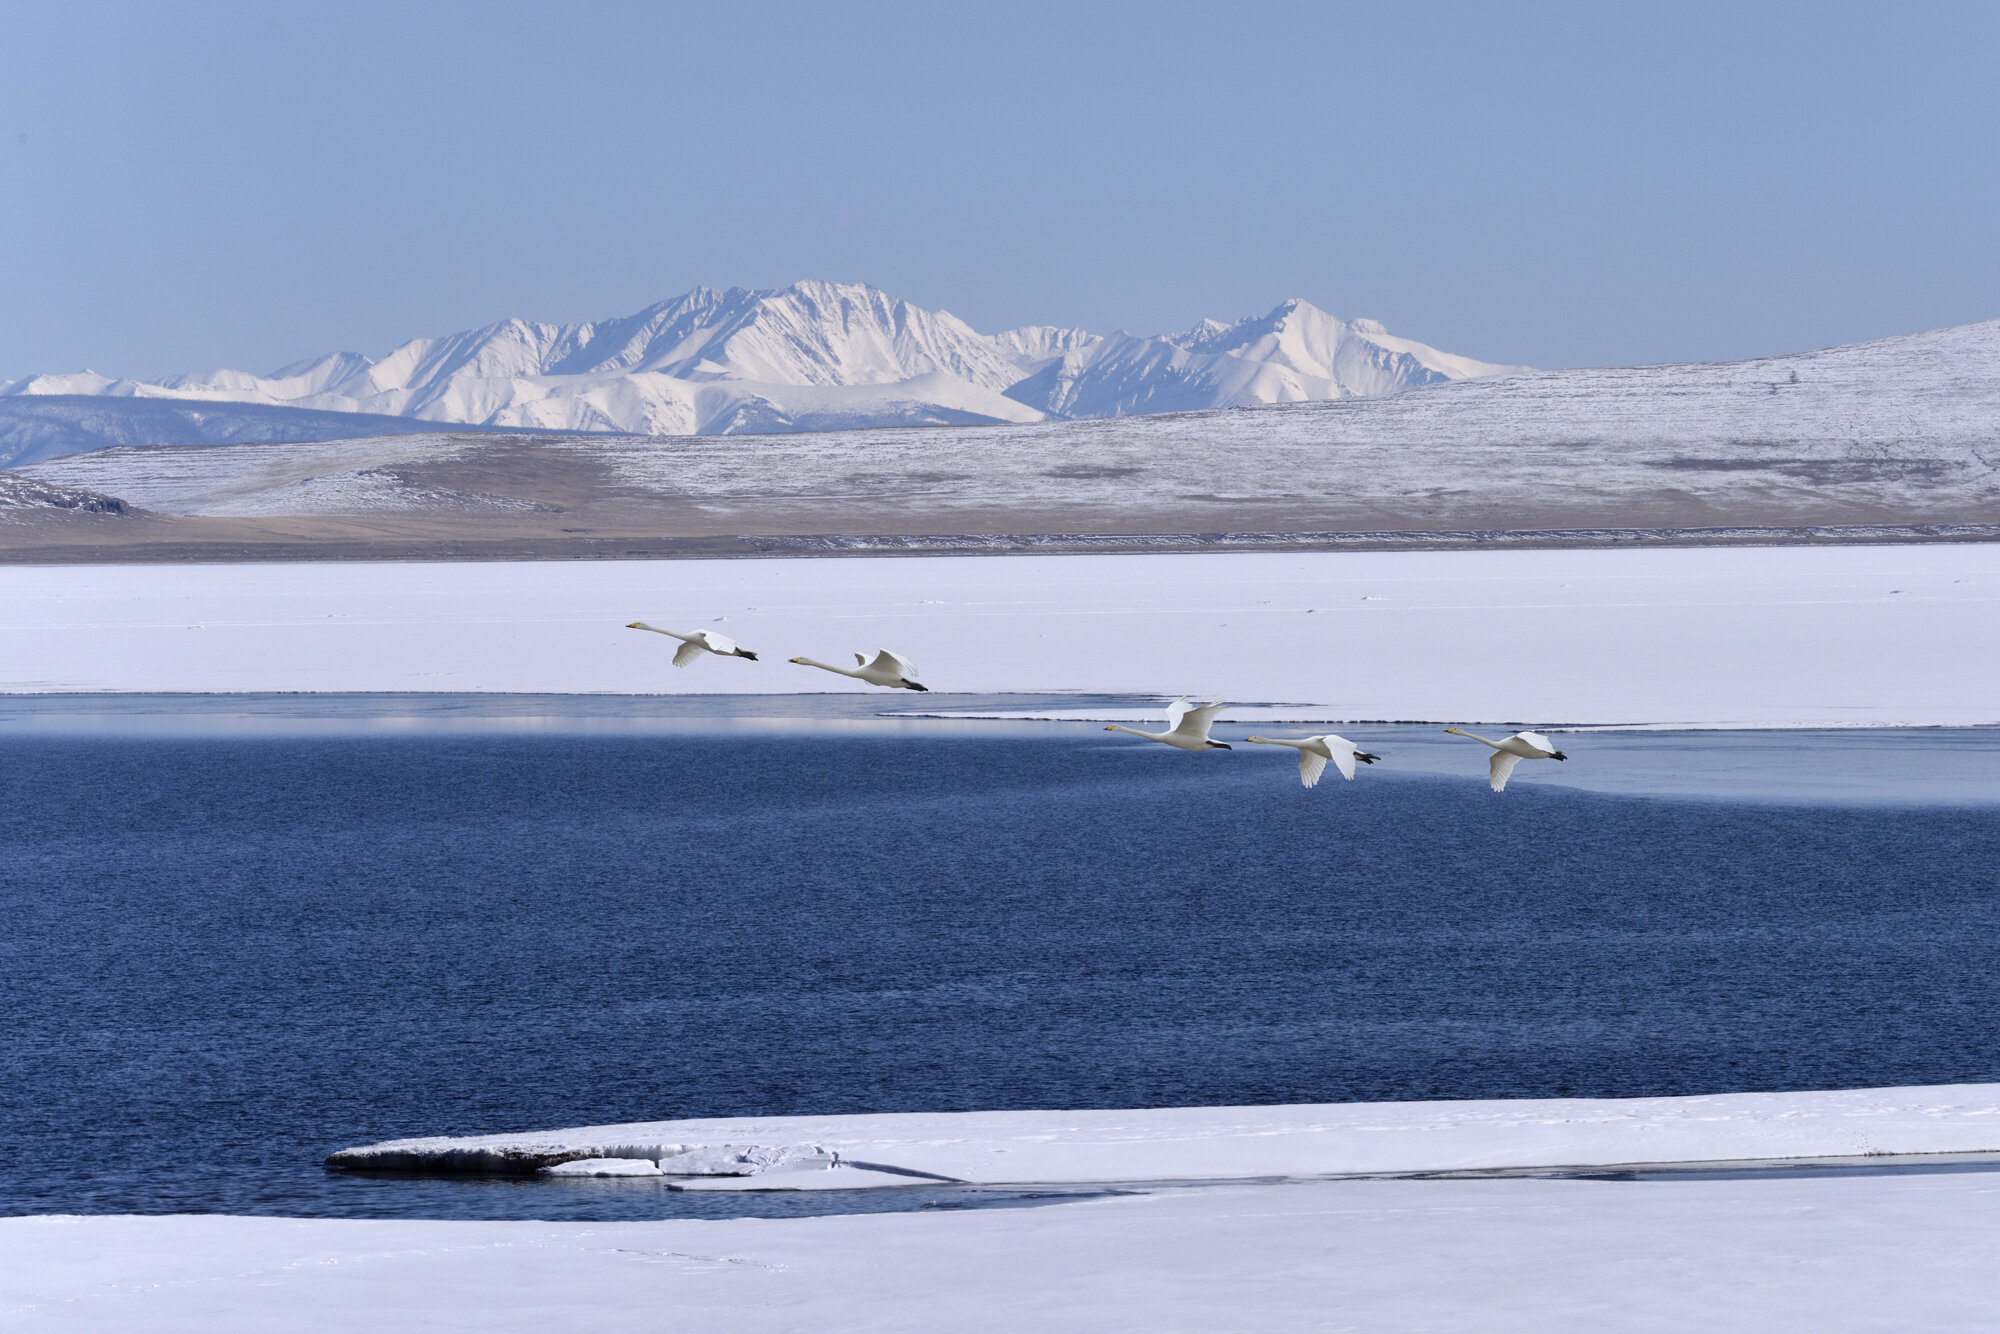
top-left (8, 1169), bottom-right (2000, 1332)
top-left (2, 544), bottom-right (1996, 725)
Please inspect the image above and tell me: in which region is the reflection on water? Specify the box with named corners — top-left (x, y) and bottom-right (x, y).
top-left (1, 692), bottom-right (1995, 804)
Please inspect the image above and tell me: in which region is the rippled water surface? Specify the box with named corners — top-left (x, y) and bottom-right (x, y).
top-left (3, 697), bottom-right (1997, 1218)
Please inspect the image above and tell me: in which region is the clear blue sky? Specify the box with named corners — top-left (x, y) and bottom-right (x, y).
top-left (4, 1), bottom-right (1997, 380)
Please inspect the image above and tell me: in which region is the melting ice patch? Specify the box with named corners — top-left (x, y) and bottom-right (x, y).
top-left (541, 1158), bottom-right (668, 1178)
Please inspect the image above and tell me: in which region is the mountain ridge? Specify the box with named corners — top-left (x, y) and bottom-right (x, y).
top-left (0, 281), bottom-right (1521, 449)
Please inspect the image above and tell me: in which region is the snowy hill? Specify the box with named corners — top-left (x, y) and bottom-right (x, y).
top-left (0, 282), bottom-right (1517, 457)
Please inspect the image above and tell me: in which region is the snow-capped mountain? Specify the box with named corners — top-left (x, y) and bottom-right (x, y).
top-left (0, 281), bottom-right (1519, 449)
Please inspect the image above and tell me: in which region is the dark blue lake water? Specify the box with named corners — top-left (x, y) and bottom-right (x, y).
top-left (3, 699), bottom-right (1998, 1219)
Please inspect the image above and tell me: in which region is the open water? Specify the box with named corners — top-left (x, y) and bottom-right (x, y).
top-left (2, 697), bottom-right (1998, 1219)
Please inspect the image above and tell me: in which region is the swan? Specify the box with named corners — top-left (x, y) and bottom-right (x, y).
top-left (789, 649), bottom-right (928, 691)
top-left (1104, 698), bottom-right (1232, 751)
top-left (1444, 727), bottom-right (1568, 791)
top-left (1244, 734), bottom-right (1382, 787)
top-left (626, 621), bottom-right (758, 667)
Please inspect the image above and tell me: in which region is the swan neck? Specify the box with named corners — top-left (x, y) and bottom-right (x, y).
top-left (796, 657), bottom-right (856, 676)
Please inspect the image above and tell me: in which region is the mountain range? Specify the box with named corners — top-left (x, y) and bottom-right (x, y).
top-left (0, 281), bottom-right (1519, 463)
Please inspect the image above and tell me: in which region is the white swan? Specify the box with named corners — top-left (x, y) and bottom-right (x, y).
top-left (1244, 734), bottom-right (1381, 787)
top-left (627, 621), bottom-right (758, 667)
top-left (1444, 727), bottom-right (1568, 791)
top-left (789, 649), bottom-right (929, 691)
top-left (1104, 698), bottom-right (1232, 751)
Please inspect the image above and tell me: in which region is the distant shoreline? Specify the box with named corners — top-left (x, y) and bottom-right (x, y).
top-left (2, 520), bottom-right (1996, 565)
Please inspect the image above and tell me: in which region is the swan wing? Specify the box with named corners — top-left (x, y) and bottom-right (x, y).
top-left (1323, 736), bottom-right (1359, 781)
top-left (1515, 730), bottom-right (1555, 755)
top-left (1170, 702), bottom-right (1229, 739)
top-left (671, 639), bottom-right (707, 668)
top-left (1297, 748), bottom-right (1329, 788)
top-left (1163, 696), bottom-right (1196, 730)
top-left (699, 630), bottom-right (740, 655)
top-left (867, 649), bottom-right (917, 680)
top-left (1489, 751), bottom-right (1522, 791)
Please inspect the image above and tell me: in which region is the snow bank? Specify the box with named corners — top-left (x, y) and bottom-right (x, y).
top-left (11, 1169), bottom-right (2000, 1331)
top-left (3, 545), bottom-right (1996, 725)
top-left (327, 1083), bottom-right (2000, 1188)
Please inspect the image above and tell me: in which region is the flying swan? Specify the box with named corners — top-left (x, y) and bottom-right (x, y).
top-left (1104, 698), bottom-right (1233, 751)
top-left (1444, 727), bottom-right (1568, 791)
top-left (1244, 734), bottom-right (1382, 787)
top-left (627, 621), bottom-right (759, 667)
top-left (789, 649), bottom-right (929, 691)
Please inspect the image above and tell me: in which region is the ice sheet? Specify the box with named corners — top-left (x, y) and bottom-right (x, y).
top-left (9, 1170), bottom-right (2000, 1332)
top-left (328, 1083), bottom-right (2000, 1186)
top-left (2, 545), bottom-right (1997, 724)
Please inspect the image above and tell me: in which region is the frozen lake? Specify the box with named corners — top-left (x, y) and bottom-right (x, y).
top-left (2, 696), bottom-right (1997, 1220)
top-left (4, 545), bottom-right (1998, 726)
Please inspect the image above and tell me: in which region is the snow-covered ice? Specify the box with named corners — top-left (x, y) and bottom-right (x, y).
top-left (13, 1087), bottom-right (2000, 1329)
top-left (2, 545), bottom-right (1996, 725)
top-left (9, 1151), bottom-right (2000, 1330)
top-left (23, 1086), bottom-right (1991, 1328)
top-left (326, 1083), bottom-right (2000, 1185)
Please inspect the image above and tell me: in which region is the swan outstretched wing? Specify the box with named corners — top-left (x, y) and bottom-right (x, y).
top-left (1163, 696), bottom-right (1195, 730)
top-left (1515, 730), bottom-right (1554, 755)
top-left (1323, 736), bottom-right (1359, 781)
top-left (1297, 748), bottom-right (1329, 788)
top-left (671, 640), bottom-right (706, 668)
top-left (700, 630), bottom-right (740, 656)
top-left (867, 649), bottom-right (917, 680)
top-left (1489, 751), bottom-right (1522, 791)
top-left (1169, 701), bottom-right (1228, 739)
